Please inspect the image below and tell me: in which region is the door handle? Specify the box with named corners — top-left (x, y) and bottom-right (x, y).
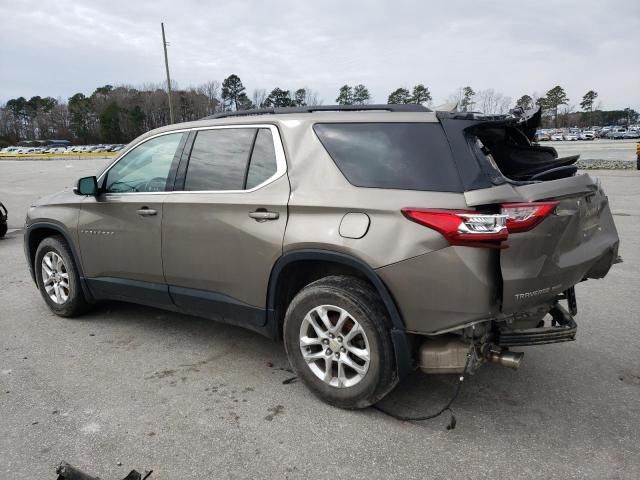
top-left (136, 207), bottom-right (157, 217)
top-left (248, 209), bottom-right (279, 221)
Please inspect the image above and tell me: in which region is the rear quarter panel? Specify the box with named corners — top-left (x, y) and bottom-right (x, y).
top-left (280, 118), bottom-right (499, 333)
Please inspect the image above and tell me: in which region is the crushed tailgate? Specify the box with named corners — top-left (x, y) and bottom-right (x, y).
top-left (500, 177), bottom-right (619, 313)
top-left (438, 106), bottom-right (620, 315)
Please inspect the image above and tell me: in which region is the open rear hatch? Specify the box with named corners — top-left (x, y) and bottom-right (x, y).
top-left (438, 108), bottom-right (620, 315)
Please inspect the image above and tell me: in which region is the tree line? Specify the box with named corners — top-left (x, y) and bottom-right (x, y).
top-left (0, 74), bottom-right (636, 146)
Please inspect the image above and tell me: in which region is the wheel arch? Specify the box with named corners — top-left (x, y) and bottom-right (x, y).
top-left (267, 249), bottom-right (412, 379)
top-left (25, 222), bottom-right (93, 301)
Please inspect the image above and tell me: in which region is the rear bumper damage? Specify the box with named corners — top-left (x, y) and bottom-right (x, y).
top-left (497, 303), bottom-right (577, 347)
top-left (417, 293), bottom-right (579, 375)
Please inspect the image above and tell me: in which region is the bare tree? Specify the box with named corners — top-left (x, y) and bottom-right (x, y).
top-left (197, 80), bottom-right (221, 114)
top-left (252, 89), bottom-right (267, 108)
top-left (303, 88), bottom-right (322, 106)
top-left (475, 89), bottom-right (511, 114)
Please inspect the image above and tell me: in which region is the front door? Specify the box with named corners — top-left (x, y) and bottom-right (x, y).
top-left (78, 131), bottom-right (187, 305)
top-left (162, 125), bottom-right (289, 327)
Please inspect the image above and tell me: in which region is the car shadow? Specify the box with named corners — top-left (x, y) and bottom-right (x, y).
top-left (72, 300), bottom-right (616, 433)
top-left (82, 300), bottom-right (287, 360)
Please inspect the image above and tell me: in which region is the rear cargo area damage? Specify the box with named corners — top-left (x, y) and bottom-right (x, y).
top-left (417, 107), bottom-right (622, 376)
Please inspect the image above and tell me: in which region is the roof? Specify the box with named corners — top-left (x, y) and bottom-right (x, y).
top-left (121, 104), bottom-right (439, 150)
top-left (205, 104), bottom-right (431, 120)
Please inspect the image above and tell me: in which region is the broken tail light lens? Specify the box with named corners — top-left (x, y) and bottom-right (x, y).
top-left (401, 208), bottom-right (508, 248)
top-left (500, 202), bottom-right (558, 233)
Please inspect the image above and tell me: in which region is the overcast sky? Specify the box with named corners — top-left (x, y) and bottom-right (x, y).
top-left (1, 0), bottom-right (638, 110)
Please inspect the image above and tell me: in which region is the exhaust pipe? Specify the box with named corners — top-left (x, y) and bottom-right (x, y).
top-left (486, 349), bottom-right (524, 370)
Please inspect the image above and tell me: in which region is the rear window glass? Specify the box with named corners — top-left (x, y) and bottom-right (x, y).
top-left (313, 123), bottom-right (461, 192)
top-left (246, 128), bottom-right (278, 189)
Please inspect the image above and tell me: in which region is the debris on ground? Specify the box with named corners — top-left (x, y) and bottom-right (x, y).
top-left (56, 462), bottom-right (152, 480)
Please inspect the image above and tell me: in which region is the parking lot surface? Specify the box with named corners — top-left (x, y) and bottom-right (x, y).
top-left (1, 160), bottom-right (639, 479)
top-left (553, 138), bottom-right (638, 162)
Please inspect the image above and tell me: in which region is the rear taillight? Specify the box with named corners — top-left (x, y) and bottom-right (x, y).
top-left (500, 202), bottom-right (558, 233)
top-left (402, 202), bottom-right (558, 248)
top-left (401, 208), bottom-right (508, 248)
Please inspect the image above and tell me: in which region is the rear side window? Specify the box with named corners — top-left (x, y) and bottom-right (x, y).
top-left (184, 127), bottom-right (279, 191)
top-left (313, 123), bottom-right (461, 191)
top-left (185, 128), bottom-right (255, 191)
top-left (246, 129), bottom-right (278, 189)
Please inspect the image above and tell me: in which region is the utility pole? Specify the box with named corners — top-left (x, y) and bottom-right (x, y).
top-left (161, 22), bottom-right (175, 124)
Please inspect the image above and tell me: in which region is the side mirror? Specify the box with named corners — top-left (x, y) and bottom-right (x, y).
top-left (74, 176), bottom-right (98, 196)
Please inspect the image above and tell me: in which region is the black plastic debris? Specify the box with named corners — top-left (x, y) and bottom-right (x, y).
top-left (56, 462), bottom-right (152, 480)
top-left (0, 201), bottom-right (7, 238)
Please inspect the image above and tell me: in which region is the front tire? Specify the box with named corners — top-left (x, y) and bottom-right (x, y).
top-left (35, 235), bottom-right (90, 317)
top-left (283, 276), bottom-right (397, 409)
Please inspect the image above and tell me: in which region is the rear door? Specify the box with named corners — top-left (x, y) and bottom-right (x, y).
top-left (162, 125), bottom-right (289, 328)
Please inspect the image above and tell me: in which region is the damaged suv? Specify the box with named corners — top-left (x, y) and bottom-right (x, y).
top-left (24, 105), bottom-right (619, 408)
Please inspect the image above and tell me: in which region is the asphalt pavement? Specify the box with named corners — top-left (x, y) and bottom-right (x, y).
top-left (552, 138), bottom-right (638, 162)
top-left (0, 160), bottom-right (639, 479)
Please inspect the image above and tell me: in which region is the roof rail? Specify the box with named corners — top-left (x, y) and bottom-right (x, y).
top-left (205, 104), bottom-right (431, 120)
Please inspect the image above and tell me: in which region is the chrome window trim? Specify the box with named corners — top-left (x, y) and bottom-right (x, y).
top-left (99, 124), bottom-right (287, 196)
top-left (97, 129), bottom-right (190, 184)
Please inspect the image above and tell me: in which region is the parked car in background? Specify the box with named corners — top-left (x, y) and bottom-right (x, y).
top-left (44, 147), bottom-right (68, 154)
top-left (92, 145), bottom-right (111, 152)
top-left (607, 128), bottom-right (627, 139)
top-left (622, 130), bottom-right (640, 139)
top-left (579, 131), bottom-right (595, 140)
top-left (17, 147), bottom-right (38, 154)
top-left (550, 133), bottom-right (564, 141)
top-left (563, 133), bottom-right (578, 141)
top-left (535, 131), bottom-right (550, 141)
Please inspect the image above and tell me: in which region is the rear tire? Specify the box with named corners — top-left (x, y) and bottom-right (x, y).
top-left (283, 275), bottom-right (397, 409)
top-left (35, 235), bottom-right (91, 317)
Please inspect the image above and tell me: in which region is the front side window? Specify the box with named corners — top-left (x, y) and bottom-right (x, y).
top-left (104, 132), bottom-right (184, 193)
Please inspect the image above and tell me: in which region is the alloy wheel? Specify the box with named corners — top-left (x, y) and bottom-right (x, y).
top-left (41, 251), bottom-right (70, 304)
top-left (299, 305), bottom-right (371, 388)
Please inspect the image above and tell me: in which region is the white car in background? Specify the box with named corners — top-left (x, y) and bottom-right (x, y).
top-left (44, 146), bottom-right (67, 154)
top-left (16, 147), bottom-right (38, 154)
top-left (608, 129), bottom-right (626, 139)
top-left (550, 133), bottom-right (564, 141)
top-left (91, 145), bottom-right (111, 152)
top-left (563, 133), bottom-right (579, 141)
top-left (579, 131), bottom-right (595, 140)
